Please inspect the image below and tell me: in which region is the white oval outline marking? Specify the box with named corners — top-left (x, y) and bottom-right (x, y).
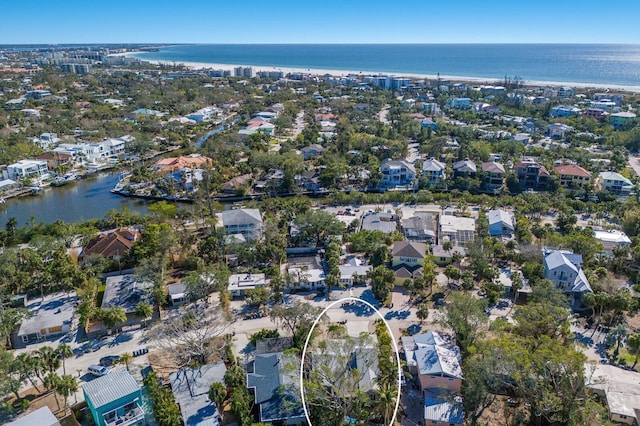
top-left (299, 296), bottom-right (402, 426)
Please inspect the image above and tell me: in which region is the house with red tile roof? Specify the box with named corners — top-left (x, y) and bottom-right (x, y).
top-left (82, 228), bottom-right (140, 260)
top-left (555, 164), bottom-right (591, 189)
top-left (154, 154), bottom-right (213, 172)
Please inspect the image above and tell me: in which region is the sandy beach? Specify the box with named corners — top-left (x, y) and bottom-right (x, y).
top-left (110, 51), bottom-right (640, 93)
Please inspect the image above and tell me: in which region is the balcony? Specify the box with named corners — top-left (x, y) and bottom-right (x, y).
top-left (104, 405), bottom-right (145, 426)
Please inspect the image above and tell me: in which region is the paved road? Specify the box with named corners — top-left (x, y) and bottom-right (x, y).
top-left (377, 105), bottom-right (391, 125)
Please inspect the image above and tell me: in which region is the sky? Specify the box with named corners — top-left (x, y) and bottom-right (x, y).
top-left (2, 0), bottom-right (640, 45)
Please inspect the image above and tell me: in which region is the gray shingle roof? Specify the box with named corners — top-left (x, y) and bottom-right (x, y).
top-left (169, 362), bottom-right (227, 426)
top-left (7, 406), bottom-right (60, 426)
top-left (83, 369), bottom-right (140, 408)
top-left (222, 208), bottom-right (262, 226)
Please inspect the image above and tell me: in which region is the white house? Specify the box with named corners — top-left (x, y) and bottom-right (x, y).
top-left (487, 209), bottom-right (515, 238)
top-left (5, 159), bottom-right (49, 181)
top-left (596, 172), bottom-right (634, 196)
top-left (439, 215), bottom-right (475, 246)
top-left (422, 157), bottom-right (446, 185)
top-left (543, 249), bottom-right (592, 309)
top-left (593, 229), bottom-right (631, 254)
top-left (227, 273), bottom-right (268, 298)
top-left (221, 208), bottom-right (263, 241)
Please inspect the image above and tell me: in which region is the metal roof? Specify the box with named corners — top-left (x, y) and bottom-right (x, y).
top-left (82, 369), bottom-right (140, 408)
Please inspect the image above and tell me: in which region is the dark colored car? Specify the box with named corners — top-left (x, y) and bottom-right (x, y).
top-left (99, 355), bottom-right (120, 367)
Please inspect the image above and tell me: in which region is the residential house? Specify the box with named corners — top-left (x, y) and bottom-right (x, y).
top-left (247, 352), bottom-right (305, 425)
top-left (548, 123), bottom-right (574, 139)
top-left (5, 159), bottom-right (49, 181)
top-left (487, 209), bottom-right (515, 238)
top-left (7, 406), bottom-right (61, 426)
top-left (228, 273), bottom-right (268, 298)
top-left (221, 208), bottom-right (263, 241)
top-left (300, 144), bottom-right (325, 160)
top-left (543, 248), bottom-right (592, 309)
top-left (515, 159), bottom-right (550, 191)
top-left (610, 111), bottom-right (636, 129)
top-left (452, 158), bottom-right (477, 178)
top-left (555, 164), bottom-right (591, 189)
top-left (16, 292), bottom-right (76, 344)
top-left (101, 274), bottom-right (153, 327)
top-left (593, 230), bottom-right (632, 254)
top-left (168, 283), bottom-right (187, 306)
top-left (402, 331), bottom-right (463, 393)
top-left (338, 264), bottom-right (372, 287)
top-left (392, 241), bottom-right (426, 282)
top-left (185, 106), bottom-right (219, 124)
top-left (83, 369), bottom-right (145, 426)
top-left (401, 213), bottom-right (436, 243)
top-left (222, 174), bottom-right (253, 195)
top-left (596, 172), bottom-right (634, 196)
top-left (422, 157), bottom-right (446, 185)
top-left (512, 133), bottom-right (531, 144)
top-left (154, 154), bottom-right (213, 173)
top-left (424, 393), bottom-right (464, 426)
top-left (36, 151), bottom-right (74, 170)
top-left (481, 161), bottom-right (505, 191)
top-left (169, 362), bottom-right (227, 426)
top-left (379, 159), bottom-right (416, 189)
top-left (593, 93), bottom-right (624, 106)
top-left (420, 118), bottom-right (438, 130)
top-left (551, 105), bottom-right (582, 118)
top-left (557, 86), bottom-right (576, 98)
top-left (82, 228), bottom-right (140, 260)
top-left (446, 98), bottom-right (471, 109)
top-left (0, 179), bottom-right (18, 192)
top-left (588, 365), bottom-right (640, 425)
top-left (312, 336), bottom-right (379, 395)
top-left (361, 212), bottom-right (398, 234)
top-left (432, 245), bottom-right (466, 266)
top-left (439, 215), bottom-right (475, 246)
top-left (583, 108), bottom-right (608, 121)
top-left (286, 256), bottom-right (325, 291)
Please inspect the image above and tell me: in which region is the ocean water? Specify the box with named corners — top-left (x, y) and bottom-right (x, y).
top-left (133, 44), bottom-right (640, 87)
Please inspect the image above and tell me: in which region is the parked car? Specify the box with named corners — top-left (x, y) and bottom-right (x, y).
top-left (99, 355), bottom-right (121, 367)
top-left (88, 365), bottom-right (110, 377)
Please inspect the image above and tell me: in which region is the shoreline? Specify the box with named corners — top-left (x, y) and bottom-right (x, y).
top-left (111, 51), bottom-right (640, 93)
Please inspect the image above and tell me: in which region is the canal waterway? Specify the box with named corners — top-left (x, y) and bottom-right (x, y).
top-left (0, 173), bottom-right (150, 228)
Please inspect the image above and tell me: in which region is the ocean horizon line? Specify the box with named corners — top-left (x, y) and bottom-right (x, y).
top-left (119, 52), bottom-right (640, 93)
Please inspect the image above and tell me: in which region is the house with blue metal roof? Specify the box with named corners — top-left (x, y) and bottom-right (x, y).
top-left (424, 392), bottom-right (464, 425)
top-left (82, 369), bottom-right (145, 426)
top-left (247, 352), bottom-right (305, 425)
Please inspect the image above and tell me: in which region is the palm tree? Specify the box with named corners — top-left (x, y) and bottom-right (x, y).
top-left (134, 301), bottom-right (153, 328)
top-left (375, 382), bottom-right (397, 426)
top-left (208, 382), bottom-right (227, 412)
top-left (608, 324), bottom-right (629, 359)
top-left (119, 352), bottom-right (133, 371)
top-left (44, 373), bottom-right (61, 409)
top-left (15, 353), bottom-right (41, 393)
top-left (416, 302), bottom-right (430, 324)
top-left (56, 374), bottom-right (78, 411)
top-left (38, 346), bottom-right (61, 374)
top-left (101, 306), bottom-right (127, 334)
top-left (629, 334), bottom-right (640, 369)
top-left (57, 344), bottom-right (73, 376)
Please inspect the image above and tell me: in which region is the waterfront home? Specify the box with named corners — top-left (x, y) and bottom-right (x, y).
top-left (247, 352), bottom-right (305, 425)
top-left (169, 362), bottom-right (227, 426)
top-left (83, 369), bottom-right (145, 426)
top-left (402, 331), bottom-right (463, 393)
top-left (221, 208), bottom-right (263, 241)
top-left (481, 161), bottom-right (505, 191)
top-left (82, 228), bottom-right (140, 260)
top-left (515, 159), bottom-right (550, 191)
top-left (487, 209), bottom-right (515, 238)
top-left (228, 273), bottom-right (268, 298)
top-left (555, 164), bottom-right (591, 189)
top-left (0, 178), bottom-right (18, 192)
top-left (379, 158), bottom-right (416, 189)
top-left (101, 274), bottom-right (153, 327)
top-left (452, 158), bottom-right (477, 178)
top-left (185, 106), bottom-right (219, 123)
top-left (422, 157), bottom-right (446, 185)
top-left (16, 292), bottom-right (76, 344)
top-left (154, 154), bottom-right (213, 173)
top-left (595, 171), bottom-right (634, 197)
top-left (6, 406), bottom-right (61, 426)
top-left (5, 159), bottom-right (49, 181)
top-left (222, 173), bottom-right (253, 195)
top-left (36, 151), bottom-right (74, 169)
top-left (610, 111), bottom-right (636, 129)
top-left (439, 215), bottom-right (475, 247)
top-left (543, 248), bottom-right (592, 309)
